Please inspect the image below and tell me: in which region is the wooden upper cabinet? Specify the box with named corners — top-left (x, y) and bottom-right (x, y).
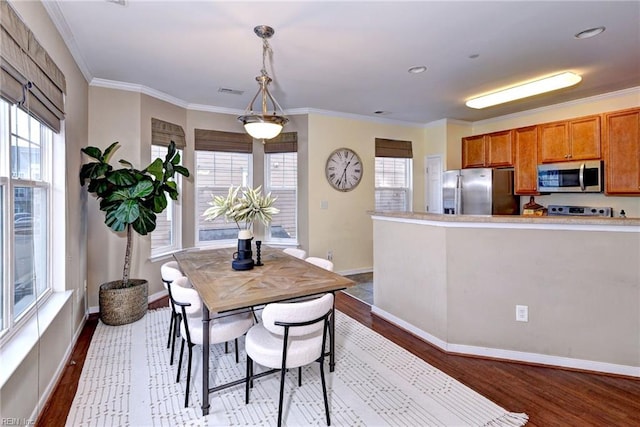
top-left (569, 115), bottom-right (601, 160)
top-left (486, 130), bottom-right (514, 167)
top-left (603, 108), bottom-right (640, 195)
top-left (538, 115), bottom-right (601, 163)
top-left (462, 134), bottom-right (486, 168)
top-left (462, 130), bottom-right (514, 168)
top-left (514, 126), bottom-right (539, 195)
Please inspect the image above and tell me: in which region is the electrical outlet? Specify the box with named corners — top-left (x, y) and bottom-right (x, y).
top-left (327, 250), bottom-right (333, 261)
top-left (516, 305), bottom-right (529, 322)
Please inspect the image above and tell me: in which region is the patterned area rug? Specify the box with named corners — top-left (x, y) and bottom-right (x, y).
top-left (66, 308), bottom-right (528, 426)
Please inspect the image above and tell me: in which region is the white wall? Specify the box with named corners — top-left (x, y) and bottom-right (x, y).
top-left (0, 0), bottom-right (89, 421)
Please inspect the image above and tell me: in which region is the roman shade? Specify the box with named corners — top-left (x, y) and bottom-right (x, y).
top-left (194, 129), bottom-right (253, 153)
top-left (0, 0), bottom-right (66, 133)
top-left (263, 132), bottom-right (298, 153)
top-left (375, 138), bottom-right (413, 158)
top-left (151, 118), bottom-right (186, 149)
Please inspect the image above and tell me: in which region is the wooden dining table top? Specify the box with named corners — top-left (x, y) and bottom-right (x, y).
top-left (173, 246), bottom-right (356, 313)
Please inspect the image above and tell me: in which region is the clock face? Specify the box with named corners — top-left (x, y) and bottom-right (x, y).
top-left (325, 148), bottom-right (363, 192)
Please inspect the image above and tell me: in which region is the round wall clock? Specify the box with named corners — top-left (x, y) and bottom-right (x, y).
top-left (325, 147), bottom-right (363, 192)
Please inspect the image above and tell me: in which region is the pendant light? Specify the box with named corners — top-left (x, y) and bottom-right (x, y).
top-left (238, 25), bottom-right (288, 141)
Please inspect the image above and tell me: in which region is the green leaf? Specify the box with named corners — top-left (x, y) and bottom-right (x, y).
top-left (151, 193), bottom-right (168, 213)
top-left (107, 169), bottom-right (137, 187)
top-left (129, 180), bottom-right (154, 199)
top-left (146, 158), bottom-right (164, 181)
top-left (174, 165), bottom-right (189, 177)
top-left (132, 206), bottom-right (156, 235)
top-left (102, 142), bottom-right (120, 163)
top-left (81, 146), bottom-right (103, 161)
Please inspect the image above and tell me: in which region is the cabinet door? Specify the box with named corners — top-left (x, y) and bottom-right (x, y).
top-left (538, 121), bottom-right (570, 163)
top-left (514, 126), bottom-right (539, 195)
top-left (569, 115), bottom-right (601, 160)
top-left (486, 130), bottom-right (514, 167)
top-left (462, 135), bottom-right (486, 168)
top-left (604, 108), bottom-right (640, 194)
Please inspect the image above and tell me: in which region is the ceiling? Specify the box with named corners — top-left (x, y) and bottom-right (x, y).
top-left (44, 1), bottom-right (640, 126)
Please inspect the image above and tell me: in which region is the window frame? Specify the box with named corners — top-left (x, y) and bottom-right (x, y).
top-left (264, 151), bottom-right (298, 244)
top-left (150, 144), bottom-right (183, 257)
top-left (374, 157), bottom-right (413, 212)
top-left (0, 99), bottom-right (53, 341)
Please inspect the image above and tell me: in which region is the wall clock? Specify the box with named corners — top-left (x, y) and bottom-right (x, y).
top-left (325, 147), bottom-right (363, 192)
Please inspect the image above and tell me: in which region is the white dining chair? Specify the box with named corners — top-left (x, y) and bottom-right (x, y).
top-left (245, 293), bottom-right (334, 427)
top-left (170, 276), bottom-right (254, 408)
top-left (283, 247), bottom-right (307, 259)
top-left (160, 261), bottom-right (184, 365)
top-left (305, 256), bottom-right (334, 272)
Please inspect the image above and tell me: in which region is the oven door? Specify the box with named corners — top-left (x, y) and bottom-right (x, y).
top-left (537, 160), bottom-right (603, 192)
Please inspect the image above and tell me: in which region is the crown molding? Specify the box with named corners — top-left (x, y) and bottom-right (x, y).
top-left (42, 0), bottom-right (93, 83)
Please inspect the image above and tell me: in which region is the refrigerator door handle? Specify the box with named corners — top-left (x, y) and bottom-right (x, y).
top-left (455, 174), bottom-right (462, 214)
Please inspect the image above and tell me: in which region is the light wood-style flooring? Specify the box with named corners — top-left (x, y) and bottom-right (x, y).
top-left (37, 292), bottom-right (640, 427)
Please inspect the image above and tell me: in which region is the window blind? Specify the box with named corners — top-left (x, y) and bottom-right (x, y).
top-left (151, 118), bottom-right (186, 149)
top-left (194, 129), bottom-right (253, 153)
top-left (375, 138), bottom-right (413, 158)
top-left (263, 132), bottom-right (298, 153)
top-left (0, 0), bottom-right (66, 133)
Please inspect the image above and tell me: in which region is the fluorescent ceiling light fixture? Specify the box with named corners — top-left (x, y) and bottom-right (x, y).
top-left (465, 72), bottom-right (582, 109)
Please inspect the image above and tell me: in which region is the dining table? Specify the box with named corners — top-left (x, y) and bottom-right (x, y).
top-left (173, 245), bottom-right (355, 416)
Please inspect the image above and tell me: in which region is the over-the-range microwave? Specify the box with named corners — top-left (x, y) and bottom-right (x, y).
top-left (537, 160), bottom-right (603, 193)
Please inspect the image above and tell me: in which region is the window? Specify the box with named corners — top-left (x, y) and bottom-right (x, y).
top-left (0, 99), bottom-right (52, 335)
top-left (195, 151), bottom-right (252, 244)
top-left (265, 152), bottom-right (297, 241)
top-left (150, 145), bottom-right (182, 256)
top-left (375, 157), bottom-right (413, 211)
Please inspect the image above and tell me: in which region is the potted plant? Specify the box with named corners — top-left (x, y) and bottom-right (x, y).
top-left (203, 185), bottom-right (279, 270)
top-left (79, 141), bottom-right (190, 325)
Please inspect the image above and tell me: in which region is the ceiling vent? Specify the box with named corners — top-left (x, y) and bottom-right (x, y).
top-left (218, 88), bottom-right (244, 96)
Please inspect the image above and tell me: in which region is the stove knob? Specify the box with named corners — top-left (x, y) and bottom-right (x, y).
top-left (591, 209), bottom-right (597, 213)
top-left (598, 209), bottom-right (604, 214)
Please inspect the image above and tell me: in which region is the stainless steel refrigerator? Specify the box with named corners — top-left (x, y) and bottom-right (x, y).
top-left (442, 168), bottom-right (520, 215)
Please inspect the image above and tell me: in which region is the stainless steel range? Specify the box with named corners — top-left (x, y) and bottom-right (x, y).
top-left (548, 205), bottom-right (612, 217)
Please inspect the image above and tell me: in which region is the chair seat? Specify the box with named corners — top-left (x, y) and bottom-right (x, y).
top-left (246, 323), bottom-right (324, 369)
top-left (181, 311), bottom-right (254, 346)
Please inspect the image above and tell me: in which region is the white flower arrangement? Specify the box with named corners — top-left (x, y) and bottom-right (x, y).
top-left (203, 185), bottom-right (279, 230)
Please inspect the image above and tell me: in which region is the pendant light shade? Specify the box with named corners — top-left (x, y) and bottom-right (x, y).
top-left (238, 26), bottom-right (288, 141)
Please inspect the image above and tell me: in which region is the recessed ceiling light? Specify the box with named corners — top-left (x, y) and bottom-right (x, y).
top-left (465, 72), bottom-right (582, 109)
top-left (408, 66), bottom-right (427, 74)
top-left (574, 26), bottom-right (605, 39)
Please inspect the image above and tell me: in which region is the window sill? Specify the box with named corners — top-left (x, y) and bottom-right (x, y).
top-left (0, 290), bottom-right (73, 388)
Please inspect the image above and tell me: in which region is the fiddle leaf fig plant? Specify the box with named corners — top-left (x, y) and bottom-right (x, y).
top-left (79, 141), bottom-right (190, 286)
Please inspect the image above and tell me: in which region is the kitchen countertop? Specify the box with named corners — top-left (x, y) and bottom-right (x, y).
top-left (369, 211), bottom-right (640, 227)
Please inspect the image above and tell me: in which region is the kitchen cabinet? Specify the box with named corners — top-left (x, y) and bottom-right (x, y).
top-left (603, 108), bottom-right (640, 195)
top-left (461, 134), bottom-right (486, 168)
top-left (514, 125), bottom-right (539, 195)
top-left (462, 130), bottom-right (514, 168)
top-left (538, 115), bottom-right (601, 163)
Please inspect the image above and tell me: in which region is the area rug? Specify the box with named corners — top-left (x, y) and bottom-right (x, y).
top-left (65, 308), bottom-right (528, 426)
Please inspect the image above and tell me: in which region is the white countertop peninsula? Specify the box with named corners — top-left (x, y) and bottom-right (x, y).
top-left (371, 211), bottom-right (639, 377)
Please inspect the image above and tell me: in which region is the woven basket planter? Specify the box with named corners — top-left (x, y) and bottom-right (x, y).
top-left (99, 279), bottom-right (148, 326)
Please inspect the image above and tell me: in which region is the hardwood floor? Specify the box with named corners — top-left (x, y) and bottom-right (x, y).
top-left (37, 293), bottom-right (639, 426)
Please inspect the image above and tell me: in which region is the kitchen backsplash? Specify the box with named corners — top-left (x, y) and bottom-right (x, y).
top-left (521, 194), bottom-right (639, 218)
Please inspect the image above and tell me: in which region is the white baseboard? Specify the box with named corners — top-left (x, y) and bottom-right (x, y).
top-left (339, 267), bottom-right (373, 276)
top-left (371, 305), bottom-right (640, 378)
top-left (88, 289), bottom-right (168, 315)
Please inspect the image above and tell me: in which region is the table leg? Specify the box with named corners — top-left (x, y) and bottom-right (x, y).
top-left (201, 305), bottom-right (211, 416)
top-left (330, 292), bottom-right (336, 372)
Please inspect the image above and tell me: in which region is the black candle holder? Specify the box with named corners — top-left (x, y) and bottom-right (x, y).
top-left (255, 240), bottom-right (263, 266)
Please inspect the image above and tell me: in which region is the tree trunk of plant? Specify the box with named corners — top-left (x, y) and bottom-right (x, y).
top-left (123, 223), bottom-right (132, 285)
